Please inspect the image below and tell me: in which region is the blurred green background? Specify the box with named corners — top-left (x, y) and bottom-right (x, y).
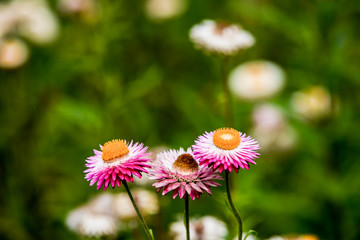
top-left (1, 0), bottom-right (360, 239)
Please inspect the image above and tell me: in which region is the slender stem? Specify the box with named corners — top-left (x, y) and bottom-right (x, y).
top-left (185, 195), bottom-right (190, 240)
top-left (225, 171), bottom-right (243, 240)
top-left (122, 180), bottom-right (154, 240)
top-left (220, 57), bottom-right (234, 127)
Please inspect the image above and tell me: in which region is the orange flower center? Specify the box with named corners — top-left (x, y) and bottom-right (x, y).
top-left (102, 139), bottom-right (129, 162)
top-left (213, 128), bottom-right (241, 150)
top-left (299, 235), bottom-right (319, 240)
top-left (173, 154), bottom-right (199, 175)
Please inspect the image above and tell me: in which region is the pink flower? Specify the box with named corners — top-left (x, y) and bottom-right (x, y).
top-left (85, 139), bottom-right (151, 191)
top-left (149, 148), bottom-right (222, 200)
top-left (192, 128), bottom-right (260, 173)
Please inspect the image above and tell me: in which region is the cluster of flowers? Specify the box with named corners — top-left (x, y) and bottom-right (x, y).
top-left (79, 128), bottom-right (259, 238)
top-left (66, 191), bottom-right (159, 237)
top-left (189, 19), bottom-right (332, 154)
top-left (85, 128), bottom-right (259, 198)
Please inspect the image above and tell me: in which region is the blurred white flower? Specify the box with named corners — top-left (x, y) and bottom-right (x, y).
top-left (14, 0), bottom-right (60, 44)
top-left (145, 0), bottom-right (187, 21)
top-left (87, 193), bottom-right (115, 216)
top-left (291, 86), bottom-right (331, 120)
top-left (170, 216), bottom-right (228, 240)
top-left (0, 0), bottom-right (59, 44)
top-left (114, 189), bottom-right (159, 219)
top-left (234, 233), bottom-right (257, 240)
top-left (252, 104), bottom-right (297, 153)
top-left (228, 60), bottom-right (285, 100)
top-left (267, 237), bottom-right (285, 240)
top-left (66, 205), bottom-right (119, 237)
top-left (0, 4), bottom-right (19, 39)
top-left (0, 38), bottom-right (29, 69)
top-left (190, 19), bottom-right (255, 55)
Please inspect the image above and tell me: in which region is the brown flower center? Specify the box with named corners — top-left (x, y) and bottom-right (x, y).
top-left (173, 154), bottom-right (199, 175)
top-left (213, 128), bottom-right (241, 150)
top-left (102, 139), bottom-right (129, 162)
top-left (214, 21), bottom-right (231, 35)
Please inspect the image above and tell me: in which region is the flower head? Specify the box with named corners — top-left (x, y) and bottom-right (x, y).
top-left (189, 19), bottom-right (255, 55)
top-left (193, 128), bottom-right (260, 173)
top-left (291, 86), bottom-right (331, 120)
top-left (145, 0), bottom-right (187, 21)
top-left (66, 204), bottom-right (119, 237)
top-left (170, 216), bottom-right (228, 240)
top-left (85, 139), bottom-right (151, 191)
top-left (252, 104), bottom-right (297, 153)
top-left (0, 38), bottom-right (29, 69)
top-left (114, 189), bottom-right (159, 219)
top-left (228, 60), bottom-right (285, 100)
top-left (149, 148), bottom-right (222, 200)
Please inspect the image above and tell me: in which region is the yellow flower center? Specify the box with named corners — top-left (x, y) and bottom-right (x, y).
top-left (173, 154), bottom-right (199, 175)
top-left (212, 128), bottom-right (241, 150)
top-left (102, 139), bottom-right (129, 162)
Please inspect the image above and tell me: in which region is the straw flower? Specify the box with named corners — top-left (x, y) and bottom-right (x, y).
top-left (170, 216), bottom-right (228, 240)
top-left (145, 0), bottom-right (187, 21)
top-left (228, 60), bottom-right (285, 100)
top-left (85, 139), bottom-right (151, 191)
top-left (114, 189), bottom-right (159, 219)
top-left (149, 148), bottom-right (222, 200)
top-left (193, 128), bottom-right (260, 173)
top-left (291, 86), bottom-right (331, 120)
top-left (252, 104), bottom-right (297, 152)
top-left (66, 205), bottom-right (118, 237)
top-left (189, 19), bottom-right (255, 55)
top-left (0, 38), bottom-right (29, 69)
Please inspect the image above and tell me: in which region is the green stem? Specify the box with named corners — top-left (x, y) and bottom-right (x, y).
top-left (225, 171), bottom-right (243, 240)
top-left (185, 195), bottom-right (190, 240)
top-left (221, 57), bottom-right (234, 127)
top-left (122, 180), bottom-right (154, 240)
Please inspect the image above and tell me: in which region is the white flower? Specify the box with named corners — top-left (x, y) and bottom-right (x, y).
top-left (189, 19), bottom-right (255, 55)
top-left (0, 38), bottom-right (29, 69)
top-left (291, 86), bottom-right (331, 120)
top-left (114, 189), bottom-right (159, 219)
top-left (251, 104), bottom-right (297, 152)
top-left (228, 60), bottom-right (285, 100)
top-left (170, 216), bottom-right (228, 240)
top-left (66, 205), bottom-right (119, 237)
top-left (145, 0), bottom-right (187, 21)
top-left (87, 193), bottom-right (115, 216)
top-left (14, 0), bottom-right (60, 44)
top-left (0, 0), bottom-right (59, 44)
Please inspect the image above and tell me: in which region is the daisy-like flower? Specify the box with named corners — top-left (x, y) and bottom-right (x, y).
top-left (193, 128), bottom-right (260, 173)
top-left (189, 19), bottom-right (255, 55)
top-left (149, 148), bottom-right (222, 200)
top-left (145, 0), bottom-right (187, 21)
top-left (228, 60), bottom-right (285, 101)
top-left (114, 189), bottom-right (159, 219)
top-left (0, 38), bottom-right (29, 69)
top-left (291, 86), bottom-right (332, 120)
top-left (252, 104), bottom-right (297, 153)
top-left (170, 216), bottom-right (228, 240)
top-left (85, 139), bottom-right (151, 191)
top-left (66, 205), bottom-right (119, 237)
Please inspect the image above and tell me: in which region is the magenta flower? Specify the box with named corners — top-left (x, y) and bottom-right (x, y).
top-left (85, 139), bottom-right (151, 191)
top-left (192, 128), bottom-right (260, 173)
top-left (149, 148), bottom-right (222, 200)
